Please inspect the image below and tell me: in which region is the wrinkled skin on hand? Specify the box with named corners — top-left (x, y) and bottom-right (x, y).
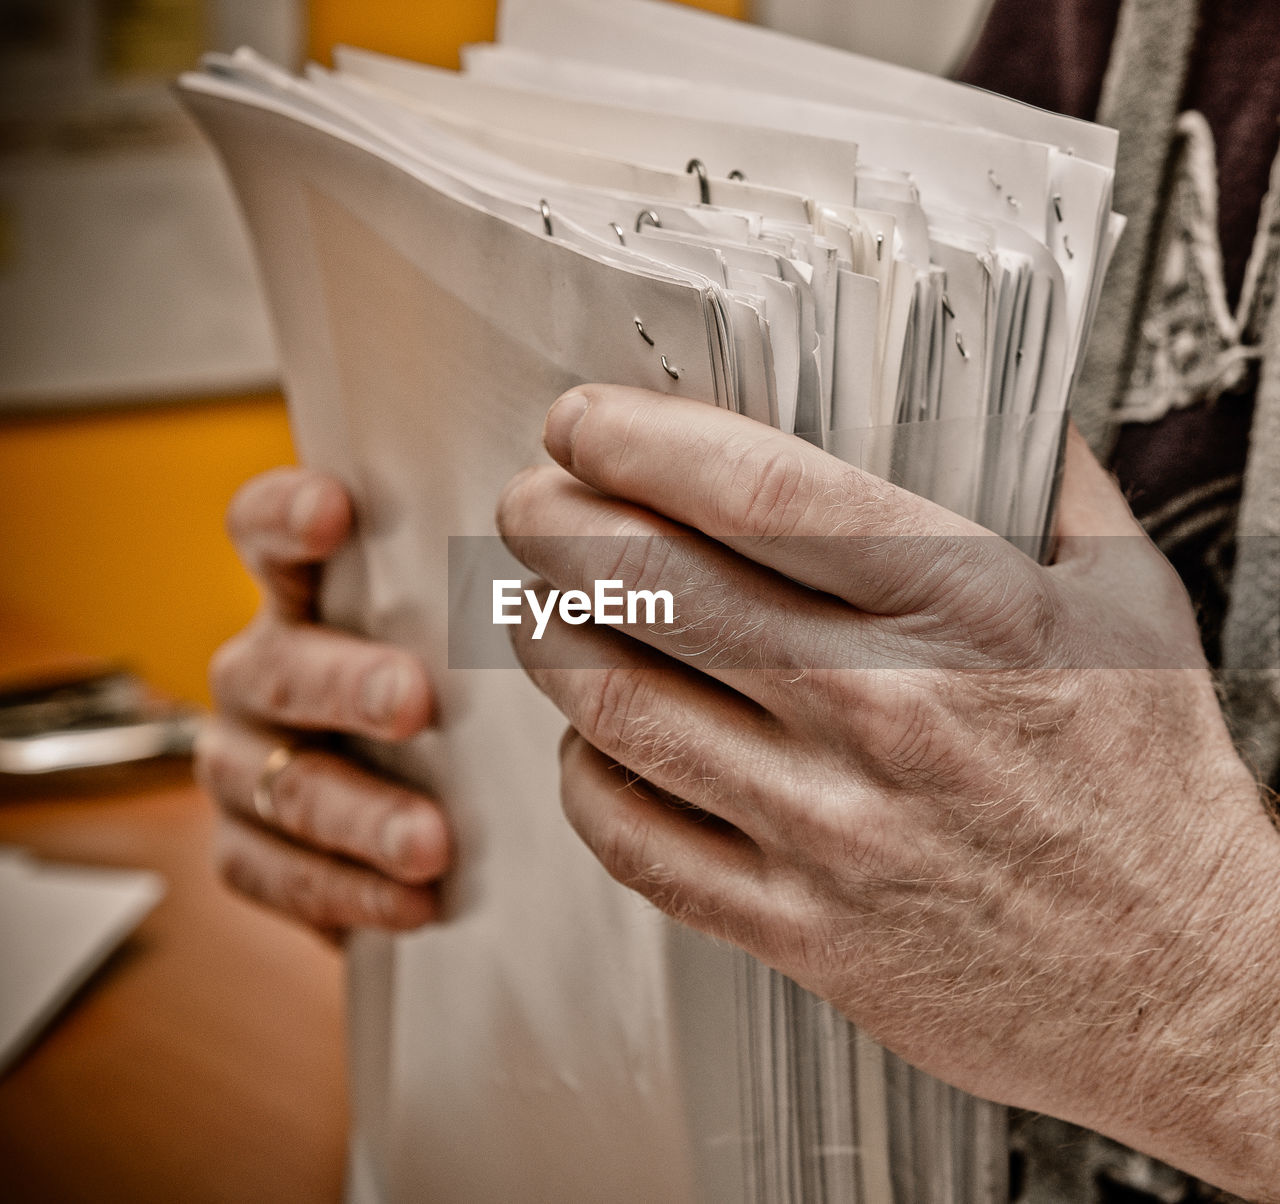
top-left (496, 385), bottom-right (1280, 1199)
top-left (194, 467), bottom-right (450, 936)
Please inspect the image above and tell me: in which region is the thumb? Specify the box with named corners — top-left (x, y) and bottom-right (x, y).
top-left (1053, 422), bottom-right (1144, 542)
top-left (1048, 423), bottom-right (1183, 613)
top-left (1048, 425), bottom-right (1205, 652)
top-left (227, 467), bottom-right (354, 621)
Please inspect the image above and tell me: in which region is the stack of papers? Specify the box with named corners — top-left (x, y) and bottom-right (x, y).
top-left (180, 3), bottom-right (1118, 1199)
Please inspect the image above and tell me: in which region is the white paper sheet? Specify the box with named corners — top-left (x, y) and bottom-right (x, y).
top-left (0, 848), bottom-right (163, 1075)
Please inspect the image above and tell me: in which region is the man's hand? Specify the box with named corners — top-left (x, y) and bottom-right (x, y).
top-left (195, 468), bottom-right (450, 935)
top-left (495, 385), bottom-right (1280, 1199)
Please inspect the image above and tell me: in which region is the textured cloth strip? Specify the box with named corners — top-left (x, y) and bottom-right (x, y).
top-left (1070, 0), bottom-right (1200, 453)
top-left (1222, 171), bottom-right (1280, 786)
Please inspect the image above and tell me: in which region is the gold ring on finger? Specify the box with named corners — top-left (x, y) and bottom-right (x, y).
top-left (253, 744), bottom-right (295, 826)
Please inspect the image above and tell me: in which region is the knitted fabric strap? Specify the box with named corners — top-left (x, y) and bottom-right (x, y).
top-left (1070, 0), bottom-right (1199, 453)
top-left (1222, 163), bottom-right (1280, 786)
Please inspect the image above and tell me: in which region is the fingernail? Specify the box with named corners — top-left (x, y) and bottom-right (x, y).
top-left (360, 661), bottom-right (415, 727)
top-left (289, 479), bottom-right (326, 537)
top-left (543, 391), bottom-right (590, 466)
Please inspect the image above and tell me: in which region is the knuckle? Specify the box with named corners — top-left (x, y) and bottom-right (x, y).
top-left (215, 831), bottom-right (264, 901)
top-left (277, 861), bottom-right (328, 923)
top-left (603, 393), bottom-right (645, 478)
top-left (582, 663), bottom-right (647, 751)
top-left (1019, 577), bottom-right (1062, 657)
top-left (241, 630), bottom-right (336, 726)
top-left (715, 442), bottom-right (811, 541)
top-left (988, 573), bottom-right (1061, 666)
top-left (250, 640), bottom-right (297, 716)
top-left (308, 652), bottom-right (353, 728)
top-left (634, 853), bottom-right (710, 929)
top-left (592, 803), bottom-right (653, 891)
top-left (268, 756), bottom-right (324, 841)
top-left (603, 525), bottom-right (676, 598)
top-left (929, 544), bottom-right (1061, 666)
top-left (856, 673), bottom-right (954, 788)
top-left (210, 620), bottom-right (327, 725)
top-left (914, 536), bottom-right (996, 615)
top-left (771, 911), bottom-right (828, 978)
top-left (586, 790), bottom-right (711, 930)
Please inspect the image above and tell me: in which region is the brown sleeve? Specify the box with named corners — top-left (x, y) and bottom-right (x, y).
top-left (954, 0), bottom-right (1120, 120)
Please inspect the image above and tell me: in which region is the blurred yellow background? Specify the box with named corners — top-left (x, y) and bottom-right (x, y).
top-left (0, 0), bottom-right (744, 704)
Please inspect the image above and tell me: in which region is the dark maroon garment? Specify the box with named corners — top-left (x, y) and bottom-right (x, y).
top-left (958, 0), bottom-right (1280, 307)
top-left (959, 0), bottom-right (1280, 662)
top-left (960, 20), bottom-right (1279, 1195)
top-left (957, 0), bottom-right (1118, 123)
